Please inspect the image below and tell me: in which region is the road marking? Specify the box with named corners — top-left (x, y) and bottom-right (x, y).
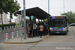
top-left (40, 36), bottom-right (50, 42)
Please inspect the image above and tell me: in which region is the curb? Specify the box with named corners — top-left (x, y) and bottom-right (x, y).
top-left (3, 39), bottom-right (42, 44)
top-left (3, 35), bottom-right (49, 44)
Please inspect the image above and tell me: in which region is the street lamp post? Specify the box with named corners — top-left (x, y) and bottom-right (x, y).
top-left (63, 0), bottom-right (65, 13)
top-left (48, 0), bottom-right (50, 14)
top-left (23, 0), bottom-right (26, 39)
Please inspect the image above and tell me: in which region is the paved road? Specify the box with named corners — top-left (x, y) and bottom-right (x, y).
top-left (0, 26), bottom-right (75, 50)
top-left (30, 26), bottom-right (75, 50)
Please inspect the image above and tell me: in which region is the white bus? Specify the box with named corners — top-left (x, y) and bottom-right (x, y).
top-left (48, 16), bottom-right (68, 35)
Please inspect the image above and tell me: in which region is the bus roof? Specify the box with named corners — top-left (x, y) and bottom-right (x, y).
top-left (51, 16), bottom-right (66, 17)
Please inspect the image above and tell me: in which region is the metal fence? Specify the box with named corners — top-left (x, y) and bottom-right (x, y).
top-left (0, 25), bottom-right (24, 42)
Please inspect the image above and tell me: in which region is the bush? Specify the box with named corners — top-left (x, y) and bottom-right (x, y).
top-left (0, 23), bottom-right (16, 30)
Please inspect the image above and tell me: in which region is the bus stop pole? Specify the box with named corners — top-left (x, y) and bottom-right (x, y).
top-left (23, 0), bottom-right (26, 39)
top-left (48, 0), bottom-right (50, 14)
top-left (63, 0), bottom-right (65, 13)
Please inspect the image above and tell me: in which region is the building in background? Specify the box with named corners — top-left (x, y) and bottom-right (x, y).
top-left (15, 14), bottom-right (21, 24)
top-left (0, 12), bottom-right (30, 24)
top-left (0, 12), bottom-right (9, 25)
top-left (15, 14), bottom-right (29, 24)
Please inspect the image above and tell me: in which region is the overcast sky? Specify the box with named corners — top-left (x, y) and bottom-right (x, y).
top-left (11, 0), bottom-right (75, 22)
top-left (17, 0), bottom-right (75, 16)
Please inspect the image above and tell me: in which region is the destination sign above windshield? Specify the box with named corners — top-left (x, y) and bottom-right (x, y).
top-left (52, 16), bottom-right (64, 19)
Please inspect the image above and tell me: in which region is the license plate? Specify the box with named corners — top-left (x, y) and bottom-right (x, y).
top-left (56, 32), bottom-right (60, 33)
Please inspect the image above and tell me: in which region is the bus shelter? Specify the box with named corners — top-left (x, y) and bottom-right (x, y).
top-left (15, 7), bottom-right (51, 37)
top-left (15, 7), bottom-right (51, 20)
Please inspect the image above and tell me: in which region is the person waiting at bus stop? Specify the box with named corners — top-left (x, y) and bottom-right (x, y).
top-left (39, 23), bottom-right (44, 38)
top-left (29, 24), bottom-right (32, 37)
top-left (43, 22), bottom-right (49, 35)
top-left (33, 23), bottom-right (37, 37)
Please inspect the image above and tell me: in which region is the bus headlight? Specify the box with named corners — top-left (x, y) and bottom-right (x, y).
top-left (63, 28), bottom-right (67, 31)
top-left (49, 28), bottom-right (53, 31)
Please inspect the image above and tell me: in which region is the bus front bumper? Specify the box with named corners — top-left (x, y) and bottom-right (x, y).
top-left (49, 31), bottom-right (67, 34)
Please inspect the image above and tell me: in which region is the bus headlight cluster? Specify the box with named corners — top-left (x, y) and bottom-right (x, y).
top-left (49, 28), bottom-right (53, 31)
top-left (63, 27), bottom-right (67, 31)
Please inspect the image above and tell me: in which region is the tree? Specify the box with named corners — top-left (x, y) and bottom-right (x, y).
top-left (4, 0), bottom-right (20, 23)
top-left (0, 0), bottom-right (6, 14)
top-left (0, 0), bottom-right (20, 24)
top-left (44, 19), bottom-right (48, 23)
top-left (17, 19), bottom-right (30, 26)
top-left (61, 11), bottom-right (75, 24)
top-left (0, 0), bottom-right (7, 24)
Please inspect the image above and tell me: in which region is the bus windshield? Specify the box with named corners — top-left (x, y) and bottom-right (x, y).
top-left (49, 19), bottom-right (67, 27)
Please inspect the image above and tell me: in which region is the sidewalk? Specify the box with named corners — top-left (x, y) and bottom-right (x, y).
top-left (3, 35), bottom-right (49, 44)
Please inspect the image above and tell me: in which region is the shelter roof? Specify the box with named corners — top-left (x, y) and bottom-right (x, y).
top-left (15, 7), bottom-right (51, 19)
